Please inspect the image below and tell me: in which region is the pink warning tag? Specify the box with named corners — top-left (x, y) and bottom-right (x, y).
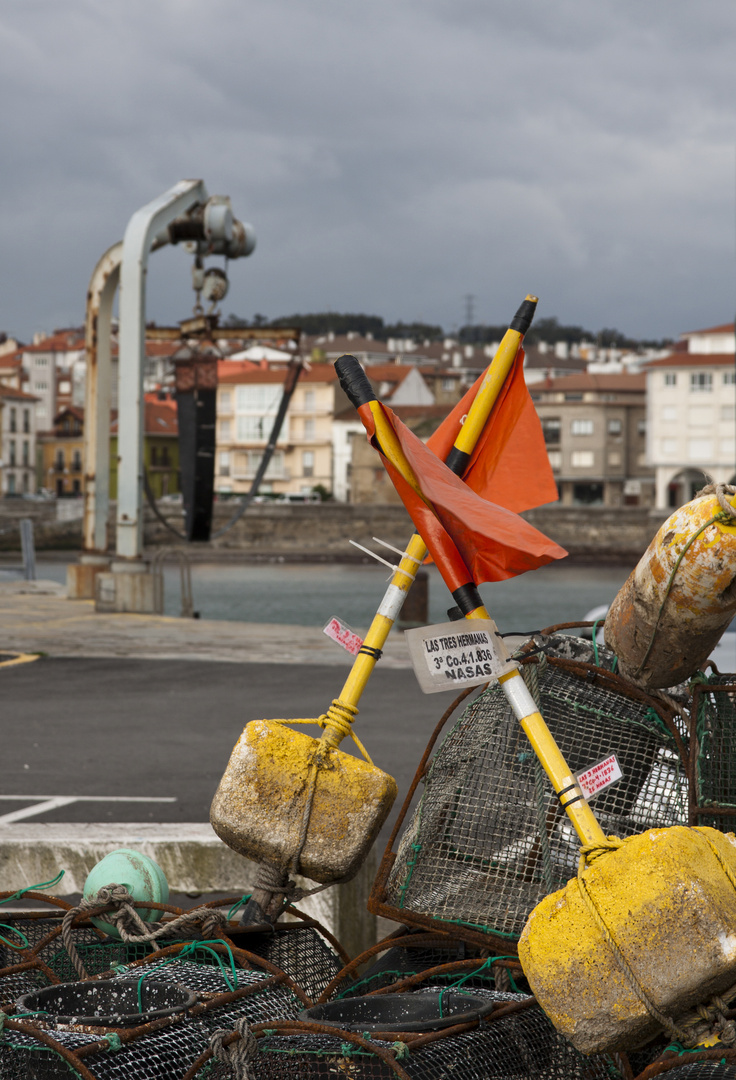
top-left (323, 617), bottom-right (363, 656)
top-left (576, 754), bottom-right (622, 801)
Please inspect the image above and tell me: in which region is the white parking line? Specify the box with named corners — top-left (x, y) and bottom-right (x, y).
top-left (0, 795), bottom-right (177, 825)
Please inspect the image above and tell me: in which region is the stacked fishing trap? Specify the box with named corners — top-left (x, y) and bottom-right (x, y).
top-left (371, 631), bottom-right (689, 948)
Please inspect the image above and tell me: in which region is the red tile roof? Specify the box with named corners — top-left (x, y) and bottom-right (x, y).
top-left (682, 323), bottom-right (735, 336)
top-left (643, 352), bottom-right (735, 369)
top-left (217, 362), bottom-right (338, 385)
top-left (0, 385), bottom-right (39, 402)
top-left (110, 397), bottom-right (178, 435)
top-left (531, 373), bottom-right (645, 393)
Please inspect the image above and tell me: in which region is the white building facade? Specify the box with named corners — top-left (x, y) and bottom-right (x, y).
top-left (645, 323), bottom-right (736, 509)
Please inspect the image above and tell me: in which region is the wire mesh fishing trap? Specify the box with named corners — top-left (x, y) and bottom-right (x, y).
top-left (370, 632), bottom-right (690, 948)
top-left (689, 675), bottom-right (736, 832)
top-left (0, 894), bottom-right (348, 1080)
top-left (188, 986), bottom-right (623, 1080)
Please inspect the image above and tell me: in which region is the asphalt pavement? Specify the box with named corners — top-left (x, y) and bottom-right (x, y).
top-left (2, 655), bottom-right (471, 844)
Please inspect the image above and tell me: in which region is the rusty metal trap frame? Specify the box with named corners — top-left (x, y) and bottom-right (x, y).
top-left (184, 986), bottom-right (624, 1080)
top-left (0, 892), bottom-right (349, 1009)
top-left (368, 628), bottom-right (690, 950)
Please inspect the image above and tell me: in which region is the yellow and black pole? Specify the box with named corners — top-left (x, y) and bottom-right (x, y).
top-left (320, 295), bottom-right (539, 748)
top-left (335, 351), bottom-right (606, 852)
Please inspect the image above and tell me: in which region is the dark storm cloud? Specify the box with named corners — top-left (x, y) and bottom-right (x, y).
top-left (1, 0), bottom-right (734, 340)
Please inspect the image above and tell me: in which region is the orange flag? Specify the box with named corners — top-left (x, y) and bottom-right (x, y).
top-left (427, 348), bottom-right (558, 513)
top-left (359, 402), bottom-right (567, 585)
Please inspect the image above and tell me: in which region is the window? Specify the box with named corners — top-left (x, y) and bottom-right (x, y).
top-left (571, 450), bottom-right (594, 467)
top-left (607, 419), bottom-right (622, 436)
top-left (304, 418), bottom-right (315, 440)
top-left (23, 410), bottom-right (29, 433)
top-left (664, 373), bottom-right (676, 387)
top-left (36, 407), bottom-right (46, 420)
top-left (660, 439), bottom-right (676, 456)
top-left (9, 441), bottom-right (16, 466)
top-left (565, 393), bottom-right (583, 401)
top-left (9, 408), bottom-right (16, 433)
top-left (219, 418), bottom-right (232, 440)
top-left (690, 372), bottom-right (713, 392)
top-left (608, 451), bottom-right (621, 466)
top-left (219, 389), bottom-right (233, 413)
top-left (721, 405), bottom-right (735, 423)
top-left (219, 452), bottom-right (231, 477)
top-left (22, 473), bottom-right (29, 494)
top-left (688, 439), bottom-right (713, 460)
top-left (724, 371), bottom-right (736, 386)
top-left (571, 419), bottom-right (593, 436)
top-left (72, 479), bottom-right (80, 495)
top-left (34, 357), bottom-right (48, 367)
top-left (237, 416), bottom-right (267, 441)
top-left (637, 419), bottom-right (647, 436)
top-left (35, 381), bottom-right (48, 391)
top-left (150, 446), bottom-right (158, 466)
top-left (55, 450), bottom-right (65, 470)
top-left (236, 385), bottom-right (280, 411)
top-left (442, 378), bottom-right (455, 392)
top-left (22, 441), bottom-right (29, 467)
top-left (302, 450), bottom-right (315, 478)
top-left (238, 450), bottom-right (284, 479)
top-left (7, 473), bottom-right (15, 495)
top-left (541, 418), bottom-right (561, 445)
top-left (304, 390), bottom-right (315, 410)
top-left (661, 407), bottom-right (677, 422)
top-left (547, 450), bottom-right (561, 469)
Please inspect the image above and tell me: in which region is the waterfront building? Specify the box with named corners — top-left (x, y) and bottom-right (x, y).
top-left (529, 373), bottom-right (653, 507)
top-left (0, 386), bottom-right (39, 496)
top-left (216, 361), bottom-right (341, 498)
top-left (37, 405), bottom-right (84, 497)
top-left (644, 322), bottom-right (736, 509)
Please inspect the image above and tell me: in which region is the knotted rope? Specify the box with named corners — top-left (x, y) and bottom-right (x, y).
top-left (61, 885), bottom-right (227, 979)
top-left (696, 481), bottom-right (736, 519)
top-left (208, 1017), bottom-right (258, 1080)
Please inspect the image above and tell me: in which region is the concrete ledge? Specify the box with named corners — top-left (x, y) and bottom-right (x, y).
top-left (0, 822), bottom-right (377, 958)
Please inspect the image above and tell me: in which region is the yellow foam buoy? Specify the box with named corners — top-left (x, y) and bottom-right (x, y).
top-left (518, 826), bottom-right (736, 1054)
top-left (210, 719), bottom-right (397, 883)
top-left (605, 486), bottom-right (736, 688)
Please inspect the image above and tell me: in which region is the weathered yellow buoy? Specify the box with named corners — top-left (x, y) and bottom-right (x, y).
top-left (605, 486), bottom-right (736, 688)
top-left (210, 719), bottom-right (397, 883)
top-left (518, 826), bottom-right (736, 1054)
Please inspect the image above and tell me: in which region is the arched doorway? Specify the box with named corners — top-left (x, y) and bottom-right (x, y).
top-left (666, 468), bottom-right (709, 508)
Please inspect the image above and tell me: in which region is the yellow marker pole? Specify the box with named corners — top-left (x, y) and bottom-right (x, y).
top-left (326, 297), bottom-right (538, 738)
top-left (362, 386), bottom-right (606, 850)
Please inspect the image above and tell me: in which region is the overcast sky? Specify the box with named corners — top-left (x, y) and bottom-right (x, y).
top-left (2, 0), bottom-right (734, 342)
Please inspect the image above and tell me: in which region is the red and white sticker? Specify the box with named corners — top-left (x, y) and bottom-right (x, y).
top-left (323, 617), bottom-right (363, 656)
top-left (576, 754), bottom-right (622, 801)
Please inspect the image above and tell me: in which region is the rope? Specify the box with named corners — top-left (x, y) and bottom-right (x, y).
top-left (696, 482), bottom-right (736, 519)
top-left (60, 885), bottom-right (227, 978)
top-left (208, 1017), bottom-right (258, 1079)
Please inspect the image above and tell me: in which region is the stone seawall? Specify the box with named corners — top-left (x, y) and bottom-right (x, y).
top-left (0, 500), bottom-right (667, 562)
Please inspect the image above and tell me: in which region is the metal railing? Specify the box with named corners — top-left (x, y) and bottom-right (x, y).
top-left (150, 546), bottom-right (195, 618)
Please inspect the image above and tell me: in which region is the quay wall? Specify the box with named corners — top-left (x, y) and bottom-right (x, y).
top-left (0, 499), bottom-right (668, 561)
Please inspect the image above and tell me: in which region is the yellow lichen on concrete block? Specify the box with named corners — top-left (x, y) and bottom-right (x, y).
top-left (518, 827), bottom-right (736, 1055)
top-left (210, 719), bottom-right (397, 883)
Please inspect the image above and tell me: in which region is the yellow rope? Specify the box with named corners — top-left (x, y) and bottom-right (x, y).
top-left (271, 698), bottom-right (373, 765)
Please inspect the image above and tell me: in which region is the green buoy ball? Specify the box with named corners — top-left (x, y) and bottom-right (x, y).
top-left (83, 848), bottom-right (169, 938)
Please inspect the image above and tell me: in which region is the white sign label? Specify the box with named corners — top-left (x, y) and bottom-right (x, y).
top-left (576, 754), bottom-right (622, 801)
top-left (405, 619), bottom-right (515, 694)
top-left (323, 617), bottom-right (363, 656)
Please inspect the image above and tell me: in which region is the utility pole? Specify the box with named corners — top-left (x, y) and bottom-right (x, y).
top-left (463, 293), bottom-right (475, 329)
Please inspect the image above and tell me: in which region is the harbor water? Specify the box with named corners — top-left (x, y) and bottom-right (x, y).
top-left (24, 558), bottom-right (631, 633)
